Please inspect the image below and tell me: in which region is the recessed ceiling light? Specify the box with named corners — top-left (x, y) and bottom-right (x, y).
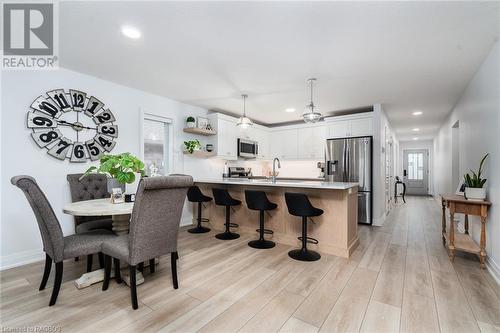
top-left (412, 111), bottom-right (423, 116)
top-left (412, 128), bottom-right (420, 132)
top-left (413, 137), bottom-right (419, 141)
top-left (285, 108), bottom-right (296, 113)
top-left (121, 25), bottom-right (141, 39)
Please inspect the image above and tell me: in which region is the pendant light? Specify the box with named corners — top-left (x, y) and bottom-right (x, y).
top-left (236, 94), bottom-right (253, 128)
top-left (302, 78), bottom-right (322, 123)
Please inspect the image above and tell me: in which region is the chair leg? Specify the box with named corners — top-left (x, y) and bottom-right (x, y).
top-left (113, 258), bottom-right (122, 283)
top-left (86, 254), bottom-right (93, 272)
top-left (102, 255), bottom-right (112, 291)
top-left (39, 254), bottom-right (52, 291)
top-left (149, 259), bottom-right (155, 274)
top-left (171, 252), bottom-right (178, 289)
top-left (49, 262), bottom-right (63, 306)
top-left (129, 265), bottom-right (138, 310)
top-left (138, 262), bottom-right (144, 273)
top-left (98, 252), bottom-right (104, 269)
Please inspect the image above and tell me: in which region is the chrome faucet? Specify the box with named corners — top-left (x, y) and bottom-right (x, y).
top-left (272, 157), bottom-right (281, 183)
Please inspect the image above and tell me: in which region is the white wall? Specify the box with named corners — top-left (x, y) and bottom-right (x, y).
top-left (399, 139), bottom-right (434, 195)
top-left (433, 41), bottom-right (500, 280)
top-left (373, 104), bottom-right (399, 225)
top-left (0, 68), bottom-right (220, 270)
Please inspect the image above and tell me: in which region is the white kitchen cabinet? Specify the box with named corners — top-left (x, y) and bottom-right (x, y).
top-left (270, 129), bottom-right (298, 160)
top-left (326, 120), bottom-right (351, 138)
top-left (297, 126), bottom-right (326, 160)
top-left (214, 118), bottom-right (238, 160)
top-left (350, 117), bottom-right (373, 137)
top-left (254, 128), bottom-right (270, 159)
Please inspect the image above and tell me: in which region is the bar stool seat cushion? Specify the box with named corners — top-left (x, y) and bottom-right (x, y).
top-left (285, 193), bottom-right (323, 217)
top-left (187, 186), bottom-right (213, 203)
top-left (245, 190), bottom-right (277, 211)
top-left (212, 188), bottom-right (241, 206)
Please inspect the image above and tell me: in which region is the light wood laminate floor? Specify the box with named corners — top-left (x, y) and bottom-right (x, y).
top-left (1, 197), bottom-right (500, 332)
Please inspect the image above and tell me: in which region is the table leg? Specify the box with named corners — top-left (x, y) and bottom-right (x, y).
top-left (448, 205), bottom-right (455, 262)
top-left (464, 214), bottom-right (469, 234)
top-left (441, 198), bottom-right (446, 246)
top-left (112, 214), bottom-right (130, 235)
top-left (480, 215), bottom-right (487, 269)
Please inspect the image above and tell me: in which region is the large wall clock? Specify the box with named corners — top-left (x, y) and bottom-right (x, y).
top-left (27, 89), bottom-right (118, 162)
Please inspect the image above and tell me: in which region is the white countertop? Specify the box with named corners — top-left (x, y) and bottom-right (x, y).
top-left (194, 178), bottom-right (358, 190)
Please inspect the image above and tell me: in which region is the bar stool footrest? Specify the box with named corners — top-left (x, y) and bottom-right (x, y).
top-left (298, 236), bottom-right (319, 245)
top-left (192, 218), bottom-right (210, 223)
top-left (256, 228), bottom-right (274, 235)
top-left (229, 223), bottom-right (239, 228)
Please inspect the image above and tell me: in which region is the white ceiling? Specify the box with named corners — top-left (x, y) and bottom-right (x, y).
top-left (59, 1), bottom-right (500, 141)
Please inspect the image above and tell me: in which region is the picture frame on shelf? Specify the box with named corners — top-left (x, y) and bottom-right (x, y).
top-left (197, 117), bottom-right (209, 129)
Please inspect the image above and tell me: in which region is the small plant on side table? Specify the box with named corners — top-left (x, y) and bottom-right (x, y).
top-left (463, 153), bottom-right (489, 201)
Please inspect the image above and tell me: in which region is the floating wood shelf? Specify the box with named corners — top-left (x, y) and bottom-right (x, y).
top-left (183, 150), bottom-right (216, 158)
top-left (183, 127), bottom-right (217, 136)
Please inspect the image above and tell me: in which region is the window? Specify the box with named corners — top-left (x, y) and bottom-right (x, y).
top-left (141, 113), bottom-right (172, 176)
top-left (407, 152), bottom-right (424, 180)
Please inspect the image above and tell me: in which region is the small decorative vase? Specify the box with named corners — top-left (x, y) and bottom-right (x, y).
top-left (464, 187), bottom-right (486, 201)
top-left (107, 177), bottom-right (126, 194)
top-left (186, 121), bottom-right (195, 128)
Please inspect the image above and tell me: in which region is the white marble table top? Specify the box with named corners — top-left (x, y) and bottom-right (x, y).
top-left (63, 198), bottom-right (134, 216)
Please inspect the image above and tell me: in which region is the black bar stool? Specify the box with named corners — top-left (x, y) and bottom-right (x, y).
top-left (186, 186), bottom-right (212, 233)
top-left (284, 192), bottom-right (323, 261)
top-left (245, 190), bottom-right (277, 249)
top-left (212, 188), bottom-right (241, 240)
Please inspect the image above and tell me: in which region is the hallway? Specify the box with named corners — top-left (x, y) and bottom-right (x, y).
top-left (1, 197), bottom-right (499, 332)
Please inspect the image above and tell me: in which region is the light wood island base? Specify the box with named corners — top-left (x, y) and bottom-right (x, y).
top-left (196, 183), bottom-right (359, 258)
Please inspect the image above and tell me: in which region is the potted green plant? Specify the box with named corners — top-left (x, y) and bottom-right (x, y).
top-left (184, 139), bottom-right (201, 153)
top-left (186, 116), bottom-right (196, 128)
top-left (463, 153), bottom-right (489, 201)
top-left (82, 153), bottom-right (145, 193)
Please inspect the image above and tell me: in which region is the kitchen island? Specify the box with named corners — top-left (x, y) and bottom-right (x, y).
top-left (194, 178), bottom-right (359, 258)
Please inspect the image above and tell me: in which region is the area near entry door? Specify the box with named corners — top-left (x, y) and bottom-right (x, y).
top-left (403, 149), bottom-right (429, 195)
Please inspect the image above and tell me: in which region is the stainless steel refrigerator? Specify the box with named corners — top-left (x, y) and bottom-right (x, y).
top-left (325, 136), bottom-right (373, 225)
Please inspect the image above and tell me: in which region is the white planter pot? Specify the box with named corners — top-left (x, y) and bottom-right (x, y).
top-left (107, 178), bottom-right (126, 194)
top-left (186, 122), bottom-right (195, 128)
top-left (465, 187), bottom-right (486, 201)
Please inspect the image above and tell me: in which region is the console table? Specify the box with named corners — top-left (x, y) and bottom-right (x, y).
top-left (441, 194), bottom-right (491, 268)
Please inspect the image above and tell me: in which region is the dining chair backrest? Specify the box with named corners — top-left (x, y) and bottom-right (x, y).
top-left (67, 173), bottom-right (110, 226)
top-left (11, 175), bottom-right (64, 262)
top-left (128, 175), bottom-right (193, 265)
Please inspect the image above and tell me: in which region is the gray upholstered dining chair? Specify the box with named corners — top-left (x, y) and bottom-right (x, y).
top-left (67, 173), bottom-right (113, 270)
top-left (11, 175), bottom-right (118, 306)
top-left (102, 175), bottom-right (193, 309)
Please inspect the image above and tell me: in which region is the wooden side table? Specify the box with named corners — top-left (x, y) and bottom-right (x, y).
top-left (441, 194), bottom-right (491, 268)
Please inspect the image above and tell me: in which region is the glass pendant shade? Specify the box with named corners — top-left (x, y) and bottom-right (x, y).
top-left (236, 94), bottom-right (253, 128)
top-left (302, 78), bottom-right (322, 123)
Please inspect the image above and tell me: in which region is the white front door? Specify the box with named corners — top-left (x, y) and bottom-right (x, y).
top-left (403, 149), bottom-right (429, 195)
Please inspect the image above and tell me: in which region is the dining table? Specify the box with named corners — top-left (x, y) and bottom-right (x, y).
top-left (62, 198), bottom-right (145, 288)
top-left (63, 198), bottom-right (134, 235)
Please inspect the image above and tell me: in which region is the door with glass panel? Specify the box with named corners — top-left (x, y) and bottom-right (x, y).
top-left (142, 116), bottom-right (171, 176)
top-left (403, 149), bottom-right (428, 195)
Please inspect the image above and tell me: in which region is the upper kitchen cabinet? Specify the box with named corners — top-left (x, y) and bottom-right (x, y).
top-left (297, 126), bottom-right (326, 160)
top-left (236, 125), bottom-right (270, 159)
top-left (326, 114), bottom-right (373, 138)
top-left (270, 129), bottom-right (298, 160)
top-left (350, 117), bottom-right (373, 137)
top-left (209, 114), bottom-right (238, 160)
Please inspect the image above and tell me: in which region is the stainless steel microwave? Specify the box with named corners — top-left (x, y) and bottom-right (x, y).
top-left (237, 138), bottom-right (259, 158)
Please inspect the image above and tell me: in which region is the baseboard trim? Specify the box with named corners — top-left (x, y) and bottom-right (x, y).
top-left (0, 249), bottom-right (45, 271)
top-left (486, 257), bottom-right (500, 286)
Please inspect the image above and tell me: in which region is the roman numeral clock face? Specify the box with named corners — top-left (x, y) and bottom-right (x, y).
top-left (27, 89), bottom-right (118, 162)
